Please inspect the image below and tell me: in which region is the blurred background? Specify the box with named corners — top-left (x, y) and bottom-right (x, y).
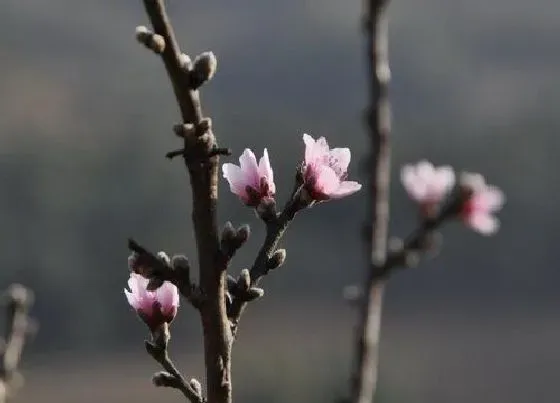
top-left (1, 0), bottom-right (559, 402)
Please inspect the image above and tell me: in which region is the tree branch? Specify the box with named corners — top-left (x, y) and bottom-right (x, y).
top-left (138, 1), bottom-right (231, 402)
top-left (0, 284), bottom-right (35, 403)
top-left (349, 2), bottom-right (391, 403)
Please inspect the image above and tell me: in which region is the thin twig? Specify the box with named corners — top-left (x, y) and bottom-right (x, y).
top-left (146, 339), bottom-right (204, 403)
top-left (139, 1), bottom-right (231, 402)
top-left (227, 184), bottom-right (306, 336)
top-left (0, 284), bottom-right (35, 403)
top-left (349, 1), bottom-right (391, 403)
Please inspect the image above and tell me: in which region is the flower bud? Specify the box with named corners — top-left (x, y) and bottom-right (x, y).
top-left (191, 51), bottom-right (217, 88)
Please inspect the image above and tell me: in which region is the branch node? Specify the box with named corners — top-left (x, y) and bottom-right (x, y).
top-left (266, 249), bottom-right (287, 271)
top-left (237, 269), bottom-right (250, 292)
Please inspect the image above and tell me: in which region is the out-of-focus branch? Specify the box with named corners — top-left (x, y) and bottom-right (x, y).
top-left (0, 284), bottom-right (35, 403)
top-left (137, 1), bottom-right (231, 402)
top-left (349, 1), bottom-right (391, 403)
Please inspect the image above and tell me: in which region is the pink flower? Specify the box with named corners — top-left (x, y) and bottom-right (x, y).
top-left (124, 272), bottom-right (179, 331)
top-left (302, 133), bottom-right (361, 201)
top-left (400, 160), bottom-right (455, 214)
top-left (222, 148), bottom-right (275, 206)
top-left (459, 173), bottom-right (505, 235)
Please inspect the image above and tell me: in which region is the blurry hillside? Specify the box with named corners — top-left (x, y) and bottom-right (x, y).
top-left (1, 1), bottom-right (559, 402)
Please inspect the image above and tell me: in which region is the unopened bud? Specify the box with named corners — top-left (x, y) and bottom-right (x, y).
top-left (173, 122), bottom-right (195, 138)
top-left (157, 251), bottom-right (171, 266)
top-left (245, 287), bottom-right (264, 301)
top-left (152, 371), bottom-right (174, 387)
top-left (135, 25), bottom-right (150, 40)
top-left (343, 285), bottom-right (363, 303)
top-left (226, 274), bottom-right (238, 292)
top-left (266, 249), bottom-right (286, 270)
top-left (179, 53), bottom-right (192, 70)
top-left (171, 255), bottom-right (190, 271)
top-left (404, 250), bottom-right (421, 268)
top-left (238, 269), bottom-right (251, 291)
top-left (135, 26), bottom-right (165, 54)
top-left (189, 378), bottom-right (202, 396)
top-left (191, 51), bottom-right (217, 88)
top-left (236, 224), bottom-right (250, 245)
top-left (221, 221), bottom-right (236, 242)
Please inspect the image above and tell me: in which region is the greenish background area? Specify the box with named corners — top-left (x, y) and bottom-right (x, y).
top-left (1, 1), bottom-right (558, 402)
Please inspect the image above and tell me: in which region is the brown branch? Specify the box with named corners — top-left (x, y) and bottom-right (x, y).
top-left (349, 1), bottom-right (392, 403)
top-left (0, 284), bottom-right (35, 403)
top-left (138, 1), bottom-right (231, 402)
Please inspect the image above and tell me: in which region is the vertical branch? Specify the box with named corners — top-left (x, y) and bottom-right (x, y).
top-left (139, 1), bottom-right (231, 402)
top-left (350, 1), bottom-right (391, 403)
top-left (0, 284), bottom-right (35, 403)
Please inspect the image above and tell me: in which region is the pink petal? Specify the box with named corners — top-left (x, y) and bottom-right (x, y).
top-left (222, 163), bottom-right (249, 196)
top-left (467, 213), bottom-right (499, 235)
top-left (156, 281), bottom-right (179, 316)
top-left (124, 289), bottom-right (139, 309)
top-left (314, 165), bottom-right (342, 196)
top-left (258, 148), bottom-right (275, 194)
top-left (329, 147), bottom-right (351, 173)
top-left (480, 186), bottom-right (505, 211)
top-left (433, 166), bottom-right (455, 193)
top-left (330, 181), bottom-right (362, 199)
top-left (415, 160), bottom-right (436, 183)
top-left (125, 273), bottom-right (154, 314)
top-left (460, 172), bottom-right (486, 191)
top-left (306, 135), bottom-right (330, 164)
top-left (401, 165), bottom-right (428, 201)
top-left (303, 133), bottom-right (316, 164)
top-left (238, 149), bottom-right (260, 186)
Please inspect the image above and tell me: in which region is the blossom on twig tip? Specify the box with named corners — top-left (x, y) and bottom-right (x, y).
top-left (124, 273), bottom-right (180, 331)
top-left (459, 172), bottom-right (505, 235)
top-left (301, 133), bottom-right (361, 201)
top-left (400, 160), bottom-right (455, 216)
top-left (222, 148), bottom-right (276, 206)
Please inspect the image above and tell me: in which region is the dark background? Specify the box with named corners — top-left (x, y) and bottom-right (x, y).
top-left (1, 1), bottom-right (558, 402)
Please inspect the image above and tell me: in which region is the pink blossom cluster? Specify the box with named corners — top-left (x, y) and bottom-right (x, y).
top-left (400, 160), bottom-right (504, 235)
top-left (222, 133), bottom-right (362, 206)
